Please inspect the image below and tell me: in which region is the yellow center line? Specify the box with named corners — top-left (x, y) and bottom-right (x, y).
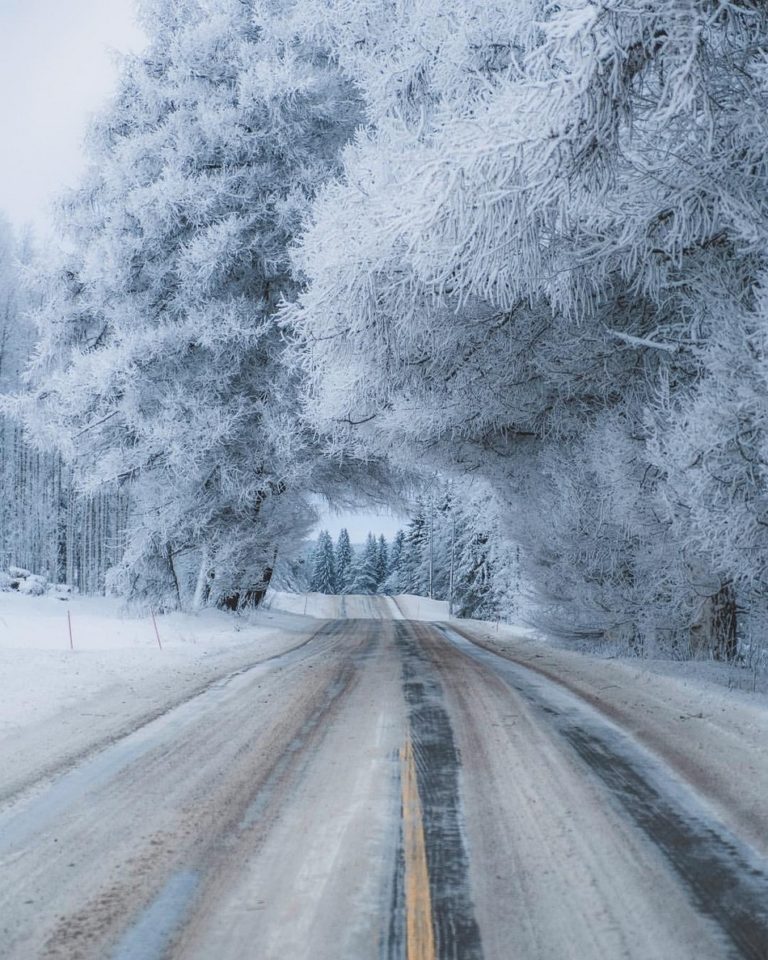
top-left (401, 736), bottom-right (436, 960)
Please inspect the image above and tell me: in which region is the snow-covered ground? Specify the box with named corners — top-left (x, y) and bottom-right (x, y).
top-left (0, 588), bottom-right (426, 800)
top-left (0, 591), bottom-right (318, 801)
top-left (390, 593), bottom-right (449, 620)
top-left (4, 588), bottom-right (768, 863)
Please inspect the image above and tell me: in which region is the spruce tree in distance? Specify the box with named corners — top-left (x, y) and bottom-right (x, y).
top-left (382, 529), bottom-right (405, 594)
top-left (375, 534), bottom-right (389, 592)
top-left (402, 503), bottom-right (428, 595)
top-left (350, 533), bottom-right (379, 594)
top-left (335, 528), bottom-right (353, 593)
top-left (310, 531), bottom-right (336, 594)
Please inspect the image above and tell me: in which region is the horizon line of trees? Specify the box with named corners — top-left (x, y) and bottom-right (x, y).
top-left (307, 486), bottom-right (520, 622)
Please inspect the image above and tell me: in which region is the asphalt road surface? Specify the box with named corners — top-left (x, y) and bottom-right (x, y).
top-left (1, 615), bottom-right (767, 959)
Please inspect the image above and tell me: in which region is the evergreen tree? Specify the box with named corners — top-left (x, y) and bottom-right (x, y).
top-left (381, 529), bottom-right (406, 594)
top-left (401, 503), bottom-right (428, 595)
top-left (453, 527), bottom-right (495, 620)
top-left (375, 534), bottom-right (388, 591)
top-left (310, 530), bottom-right (336, 594)
top-left (335, 528), bottom-right (353, 593)
top-left (350, 533), bottom-right (379, 594)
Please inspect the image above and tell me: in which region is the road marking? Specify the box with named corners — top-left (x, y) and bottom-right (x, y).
top-left (401, 736), bottom-right (436, 960)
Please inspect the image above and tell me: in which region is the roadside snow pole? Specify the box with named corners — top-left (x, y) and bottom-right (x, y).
top-left (67, 610), bottom-right (74, 651)
top-left (151, 611), bottom-right (163, 650)
top-left (303, 594), bottom-right (308, 616)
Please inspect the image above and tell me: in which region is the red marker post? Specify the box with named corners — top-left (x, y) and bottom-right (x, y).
top-left (151, 611), bottom-right (163, 650)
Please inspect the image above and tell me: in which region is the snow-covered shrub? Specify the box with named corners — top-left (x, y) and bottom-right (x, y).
top-left (49, 583), bottom-right (73, 599)
top-left (18, 574), bottom-right (48, 596)
top-left (1, 567), bottom-right (49, 596)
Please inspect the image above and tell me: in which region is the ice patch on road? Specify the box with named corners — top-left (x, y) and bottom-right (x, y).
top-left (110, 870), bottom-right (199, 960)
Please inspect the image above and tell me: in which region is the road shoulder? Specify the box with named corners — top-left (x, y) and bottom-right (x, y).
top-left (452, 621), bottom-right (768, 857)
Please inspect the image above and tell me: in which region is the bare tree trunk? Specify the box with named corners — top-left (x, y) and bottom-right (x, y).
top-left (691, 581), bottom-right (738, 661)
top-left (192, 548), bottom-right (211, 610)
top-left (448, 511), bottom-right (456, 617)
top-left (710, 581), bottom-right (738, 661)
top-left (166, 545), bottom-right (183, 611)
top-left (428, 496), bottom-right (434, 600)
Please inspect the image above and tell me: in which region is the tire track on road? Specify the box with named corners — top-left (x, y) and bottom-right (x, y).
top-left (439, 624), bottom-right (768, 960)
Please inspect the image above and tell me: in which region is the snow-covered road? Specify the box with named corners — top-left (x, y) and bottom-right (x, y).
top-left (1, 610), bottom-right (767, 959)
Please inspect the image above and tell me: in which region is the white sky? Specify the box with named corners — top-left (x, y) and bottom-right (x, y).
top-left (312, 507), bottom-right (405, 544)
top-left (0, 0), bottom-right (146, 231)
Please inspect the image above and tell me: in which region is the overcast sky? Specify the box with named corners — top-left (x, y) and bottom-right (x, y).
top-left (312, 507), bottom-right (404, 544)
top-left (0, 0), bottom-right (145, 231)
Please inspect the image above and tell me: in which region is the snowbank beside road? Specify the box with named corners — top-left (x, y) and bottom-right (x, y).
top-left (264, 590), bottom-right (403, 619)
top-left (390, 594), bottom-right (449, 620)
top-left (263, 590), bottom-right (342, 618)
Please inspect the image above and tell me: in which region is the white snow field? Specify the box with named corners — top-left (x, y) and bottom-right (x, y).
top-left (0, 591), bottom-right (321, 800)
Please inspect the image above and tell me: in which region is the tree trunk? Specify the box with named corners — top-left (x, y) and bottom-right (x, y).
top-left (691, 581), bottom-right (738, 661)
top-left (192, 549), bottom-right (212, 610)
top-left (218, 550), bottom-right (277, 612)
top-left (166, 545), bottom-right (183, 611)
top-left (710, 581), bottom-right (738, 661)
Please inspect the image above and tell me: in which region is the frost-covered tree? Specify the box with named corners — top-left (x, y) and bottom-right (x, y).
top-left (381, 528), bottom-right (405, 594)
top-left (349, 532), bottom-right (380, 594)
top-left (400, 503), bottom-right (429, 596)
top-left (290, 0), bottom-right (768, 655)
top-left (0, 220), bottom-right (128, 591)
top-left (335, 527), bottom-right (353, 593)
top-left (375, 534), bottom-right (388, 591)
top-left (390, 482), bottom-right (517, 620)
top-left (22, 0), bottom-right (362, 609)
top-left (310, 529), bottom-right (336, 594)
